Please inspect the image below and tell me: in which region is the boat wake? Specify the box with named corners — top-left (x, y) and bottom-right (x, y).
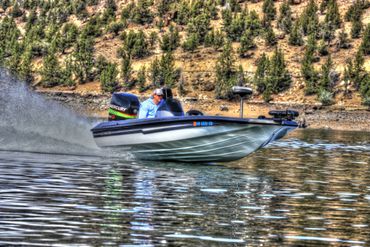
top-left (0, 68), bottom-right (101, 155)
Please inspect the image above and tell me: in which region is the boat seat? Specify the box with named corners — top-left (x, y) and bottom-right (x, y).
top-left (269, 110), bottom-right (299, 120)
top-left (156, 98), bottom-right (184, 117)
top-left (186, 110), bottom-right (204, 116)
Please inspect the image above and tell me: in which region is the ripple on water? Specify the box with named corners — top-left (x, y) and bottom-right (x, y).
top-left (164, 233), bottom-right (245, 243)
top-left (0, 128), bottom-right (370, 246)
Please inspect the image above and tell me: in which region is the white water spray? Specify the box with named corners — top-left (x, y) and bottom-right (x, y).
top-left (0, 68), bottom-right (100, 155)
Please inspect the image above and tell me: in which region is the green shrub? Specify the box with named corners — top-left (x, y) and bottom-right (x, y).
top-left (262, 0), bottom-right (276, 22)
top-left (160, 26), bottom-right (180, 52)
top-left (360, 24), bottom-right (370, 55)
top-left (289, 21), bottom-right (304, 46)
top-left (318, 89), bottom-right (334, 105)
top-left (182, 33), bottom-right (199, 52)
top-left (278, 1), bottom-right (292, 34)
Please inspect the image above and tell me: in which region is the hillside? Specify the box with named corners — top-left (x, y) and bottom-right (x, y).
top-left (0, 0), bottom-right (369, 109)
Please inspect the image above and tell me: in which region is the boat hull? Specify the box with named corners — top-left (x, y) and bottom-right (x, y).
top-left (91, 116), bottom-right (297, 162)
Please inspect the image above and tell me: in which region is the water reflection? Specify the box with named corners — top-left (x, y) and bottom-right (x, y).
top-left (0, 129), bottom-right (369, 246)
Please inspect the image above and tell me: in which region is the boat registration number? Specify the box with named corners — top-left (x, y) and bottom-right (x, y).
top-left (193, 121), bottom-right (214, 127)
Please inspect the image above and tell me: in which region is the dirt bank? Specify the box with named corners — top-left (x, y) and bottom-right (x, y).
top-left (37, 90), bottom-right (370, 132)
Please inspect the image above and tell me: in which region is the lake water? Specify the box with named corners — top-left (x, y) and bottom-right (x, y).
top-left (1, 69), bottom-right (370, 246)
top-left (0, 129), bottom-right (369, 247)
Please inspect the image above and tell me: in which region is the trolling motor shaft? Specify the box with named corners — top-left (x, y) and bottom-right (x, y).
top-left (232, 86), bottom-right (253, 118)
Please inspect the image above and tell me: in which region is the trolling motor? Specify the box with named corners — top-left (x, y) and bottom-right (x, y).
top-left (232, 86), bottom-right (253, 118)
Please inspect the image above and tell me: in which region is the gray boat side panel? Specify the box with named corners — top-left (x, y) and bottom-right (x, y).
top-left (94, 124), bottom-right (251, 147)
top-left (107, 125), bottom-right (292, 162)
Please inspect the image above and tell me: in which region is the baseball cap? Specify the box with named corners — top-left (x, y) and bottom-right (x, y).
top-left (154, 88), bottom-right (164, 96)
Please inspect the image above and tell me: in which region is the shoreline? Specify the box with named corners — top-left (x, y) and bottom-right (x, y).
top-left (37, 90), bottom-right (370, 132)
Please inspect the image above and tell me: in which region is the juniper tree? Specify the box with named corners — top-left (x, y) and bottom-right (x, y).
top-left (318, 39), bottom-right (329, 56)
top-left (82, 15), bottom-right (102, 37)
top-left (289, 20), bottom-right (304, 46)
top-left (319, 54), bottom-right (334, 91)
top-left (0, 46), bottom-right (4, 66)
top-left (121, 3), bottom-right (135, 21)
top-left (41, 44), bottom-right (62, 87)
top-left (11, 2), bottom-right (23, 18)
top-left (137, 66), bottom-right (147, 92)
top-left (61, 55), bottom-right (76, 87)
top-left (320, 0), bottom-right (329, 13)
top-left (132, 30), bottom-right (149, 58)
top-left (351, 17), bottom-right (363, 39)
top-left (95, 55), bottom-right (109, 80)
top-left (159, 51), bottom-right (179, 88)
top-left (205, 0), bottom-right (218, 19)
top-left (175, 1), bottom-right (190, 25)
top-left (25, 9), bottom-right (37, 32)
top-left (300, 0), bottom-right (319, 36)
top-left (254, 53), bottom-right (270, 95)
top-left (72, 33), bottom-right (95, 84)
top-left (236, 65), bottom-right (246, 86)
top-left (264, 24), bottom-right (277, 47)
top-left (59, 23), bottom-right (79, 54)
top-left (215, 41), bottom-right (237, 99)
top-left (245, 10), bottom-right (261, 37)
top-left (302, 35), bottom-right (319, 95)
top-left (360, 24), bottom-right (370, 55)
top-left (132, 0), bottom-right (153, 25)
top-left (262, 0), bottom-right (276, 22)
top-left (182, 33), bottom-right (199, 52)
top-left (1, 0), bottom-right (10, 11)
top-left (204, 29), bottom-right (215, 47)
top-left (158, 0), bottom-right (177, 16)
top-left (325, 0), bottom-right (341, 30)
top-left (149, 31), bottom-right (158, 49)
top-left (213, 29), bottom-right (225, 51)
top-left (149, 57), bottom-right (161, 87)
top-left (160, 25), bottom-right (180, 52)
top-left (345, 0), bottom-right (364, 22)
top-left (278, 1), bottom-right (292, 34)
top-left (205, 29), bottom-right (225, 51)
top-left (120, 30), bottom-right (149, 59)
top-left (187, 13), bottom-right (210, 43)
top-left (108, 22), bottom-right (125, 36)
top-left (229, 0), bottom-right (242, 12)
top-left (225, 11), bottom-right (246, 42)
top-left (321, 22), bottom-right (335, 43)
top-left (6, 36), bottom-right (22, 74)
top-left (18, 45), bottom-right (33, 83)
top-left (121, 51), bottom-right (132, 88)
top-left (269, 47), bottom-right (292, 93)
top-left (222, 8), bottom-right (233, 35)
top-left (239, 30), bottom-right (256, 57)
top-left (345, 50), bottom-right (367, 91)
top-left (337, 29), bottom-right (351, 49)
top-left (101, 62), bottom-right (119, 93)
top-left (73, 1), bottom-right (88, 20)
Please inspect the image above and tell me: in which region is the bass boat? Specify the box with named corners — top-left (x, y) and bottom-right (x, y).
top-left (91, 87), bottom-right (299, 162)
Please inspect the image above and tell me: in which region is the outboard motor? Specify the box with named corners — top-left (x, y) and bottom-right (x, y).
top-left (108, 93), bottom-right (140, 121)
top-left (155, 87), bottom-right (184, 117)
